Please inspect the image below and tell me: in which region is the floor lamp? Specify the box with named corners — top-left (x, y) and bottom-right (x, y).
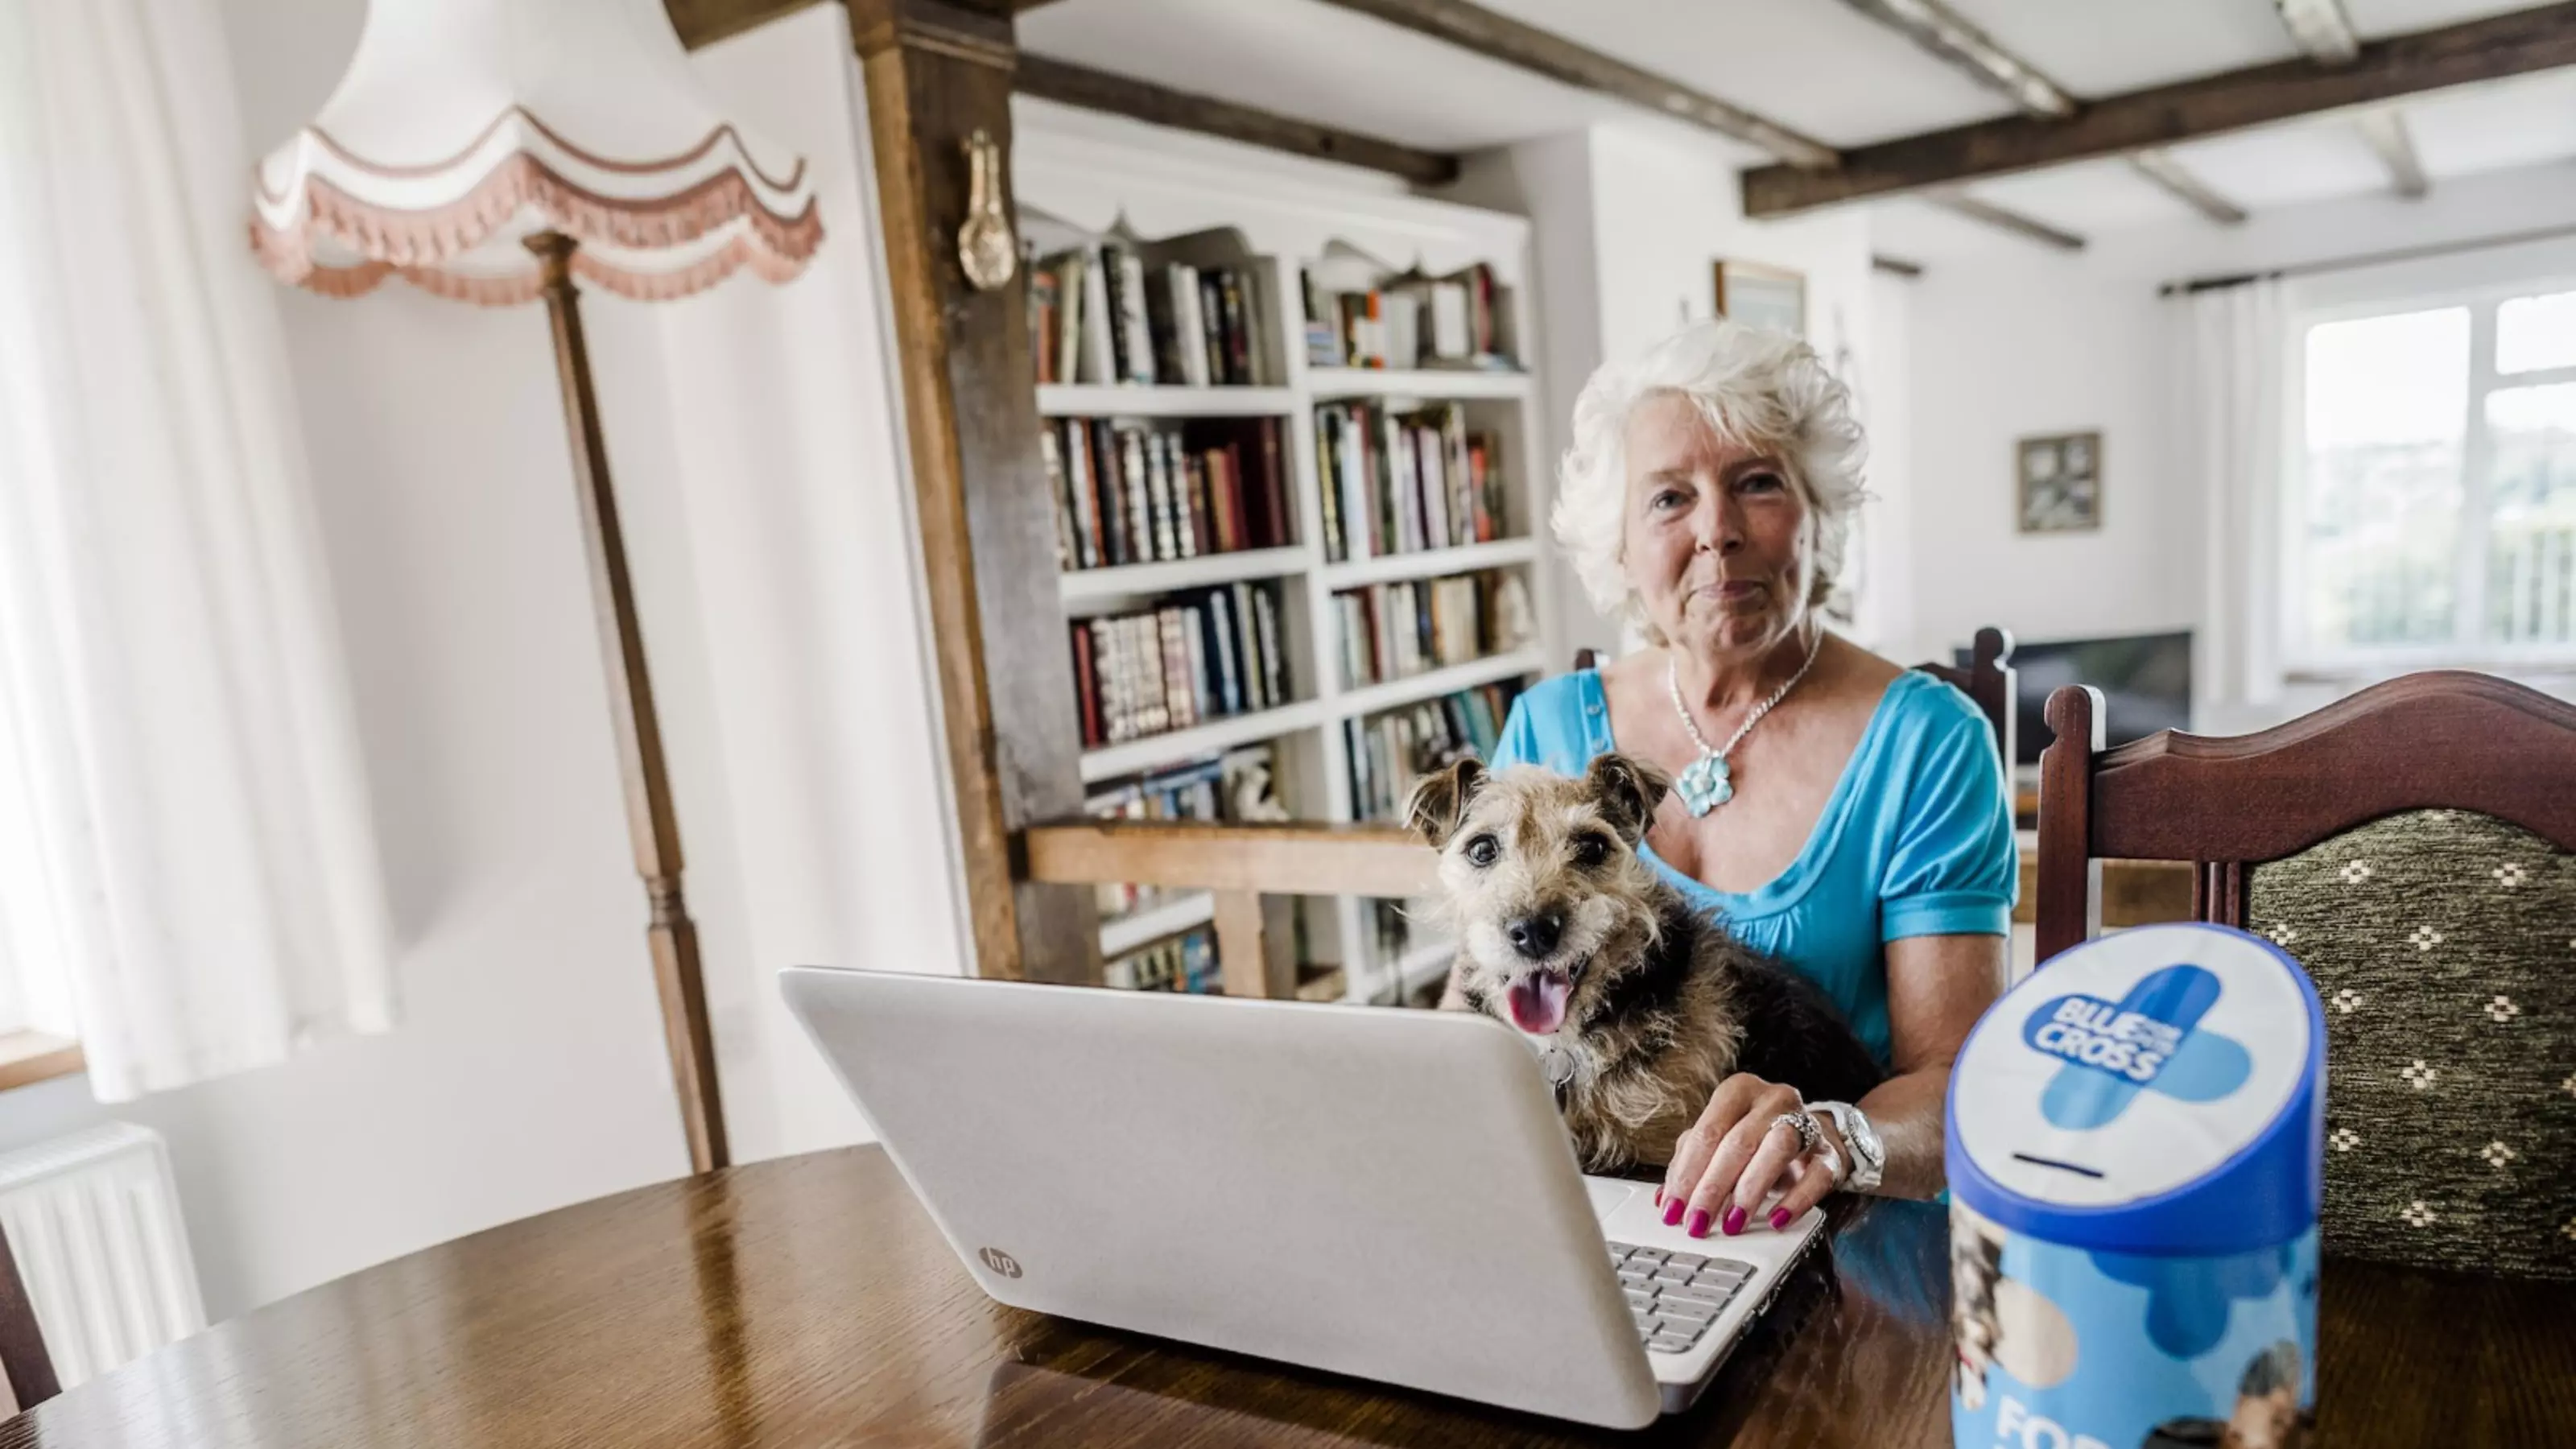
top-left (250, 0), bottom-right (824, 1173)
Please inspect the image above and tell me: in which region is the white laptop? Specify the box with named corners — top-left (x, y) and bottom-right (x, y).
top-left (779, 965), bottom-right (1827, 1430)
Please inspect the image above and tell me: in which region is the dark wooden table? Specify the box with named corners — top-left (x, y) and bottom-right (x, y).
top-left (6, 1146), bottom-right (2569, 1447)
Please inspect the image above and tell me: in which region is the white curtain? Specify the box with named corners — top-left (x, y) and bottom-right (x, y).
top-left (2182, 277), bottom-right (2289, 731)
top-left (0, 0), bottom-right (395, 1099)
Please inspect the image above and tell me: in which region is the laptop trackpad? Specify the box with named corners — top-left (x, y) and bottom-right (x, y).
top-left (1584, 1178), bottom-right (1641, 1220)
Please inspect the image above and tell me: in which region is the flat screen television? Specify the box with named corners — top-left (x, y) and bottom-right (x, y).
top-left (1956, 631), bottom-right (2193, 768)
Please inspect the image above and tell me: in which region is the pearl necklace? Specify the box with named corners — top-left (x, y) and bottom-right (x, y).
top-left (1666, 634), bottom-right (1820, 817)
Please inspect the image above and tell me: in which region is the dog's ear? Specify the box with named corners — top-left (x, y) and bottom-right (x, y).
top-left (1584, 752), bottom-right (1670, 845)
top-left (1406, 758), bottom-right (1487, 848)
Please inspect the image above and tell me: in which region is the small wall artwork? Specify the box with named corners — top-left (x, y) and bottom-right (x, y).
top-left (1713, 260), bottom-right (1806, 340)
top-left (2017, 431), bottom-right (2102, 534)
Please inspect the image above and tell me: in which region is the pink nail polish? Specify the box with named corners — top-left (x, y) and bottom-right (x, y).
top-left (1662, 1197), bottom-right (1685, 1227)
top-left (1721, 1206), bottom-right (1746, 1236)
top-left (1686, 1208), bottom-right (1711, 1238)
top-left (1654, 1187), bottom-right (1664, 1208)
top-left (1769, 1208), bottom-right (1791, 1231)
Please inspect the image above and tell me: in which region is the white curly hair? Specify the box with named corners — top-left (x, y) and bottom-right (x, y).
top-left (1550, 320), bottom-right (1867, 641)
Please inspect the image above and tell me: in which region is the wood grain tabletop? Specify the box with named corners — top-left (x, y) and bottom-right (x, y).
top-left (4, 1146), bottom-right (2566, 1447)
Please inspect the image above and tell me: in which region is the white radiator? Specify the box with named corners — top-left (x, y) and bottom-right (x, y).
top-left (0, 1123), bottom-right (206, 1389)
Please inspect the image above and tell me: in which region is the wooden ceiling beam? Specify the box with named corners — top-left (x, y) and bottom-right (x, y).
top-left (1930, 193), bottom-right (2084, 251)
top-left (1311, 0), bottom-right (1839, 168)
top-left (2273, 0), bottom-right (2363, 65)
top-left (1839, 0), bottom-right (2246, 228)
top-left (1837, 0), bottom-right (2076, 118)
top-left (1744, 1), bottom-right (2576, 216)
top-left (667, 0), bottom-right (827, 50)
top-left (2355, 108), bottom-right (2433, 199)
top-left (2127, 149), bottom-right (2249, 225)
top-left (2270, 0), bottom-right (2434, 203)
top-left (1012, 55), bottom-right (1461, 185)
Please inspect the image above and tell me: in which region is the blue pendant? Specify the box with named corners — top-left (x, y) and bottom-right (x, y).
top-left (1676, 753), bottom-right (1732, 816)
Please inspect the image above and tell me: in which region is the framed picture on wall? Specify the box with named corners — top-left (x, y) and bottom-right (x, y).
top-left (2017, 431), bottom-right (2103, 533)
top-left (1713, 260), bottom-right (1805, 339)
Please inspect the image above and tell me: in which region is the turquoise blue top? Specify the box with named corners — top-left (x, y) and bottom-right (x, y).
top-left (1491, 668), bottom-right (2017, 1067)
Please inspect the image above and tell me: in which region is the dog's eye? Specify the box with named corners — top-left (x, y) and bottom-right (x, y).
top-left (1463, 834), bottom-right (1501, 868)
top-left (1572, 833), bottom-right (1611, 868)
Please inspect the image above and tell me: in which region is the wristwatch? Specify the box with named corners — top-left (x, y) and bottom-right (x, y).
top-left (1808, 1101), bottom-right (1886, 1193)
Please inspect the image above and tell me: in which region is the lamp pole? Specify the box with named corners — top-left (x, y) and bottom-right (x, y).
top-left (526, 230), bottom-right (728, 1174)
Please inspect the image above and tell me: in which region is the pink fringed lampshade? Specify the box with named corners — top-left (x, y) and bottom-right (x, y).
top-left (251, 0), bottom-right (822, 306)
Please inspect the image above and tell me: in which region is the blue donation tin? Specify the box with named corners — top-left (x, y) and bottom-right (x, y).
top-left (1948, 923), bottom-right (2323, 1449)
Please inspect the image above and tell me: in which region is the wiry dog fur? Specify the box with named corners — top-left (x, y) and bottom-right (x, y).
top-left (1409, 752), bottom-right (1883, 1173)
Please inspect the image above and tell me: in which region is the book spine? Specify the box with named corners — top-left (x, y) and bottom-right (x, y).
top-left (1157, 608), bottom-right (1195, 729)
top-left (1252, 584), bottom-right (1286, 708)
top-left (1117, 427), bottom-right (1152, 564)
top-left (1316, 411), bottom-right (1345, 564)
top-left (1217, 269), bottom-right (1252, 386)
top-left (1230, 582), bottom-right (1266, 712)
top-left (1080, 246), bottom-right (1116, 384)
top-left (1073, 621), bottom-right (1100, 746)
top-left (1088, 421), bottom-right (1126, 567)
top-left (1039, 425), bottom-right (1074, 571)
top-left (1255, 418), bottom-right (1290, 551)
top-left (1340, 407), bottom-right (1373, 560)
top-left (1208, 587), bottom-right (1243, 716)
top-left (1172, 264), bottom-right (1210, 387)
top-left (1145, 429), bottom-right (1179, 562)
top-left (1190, 433), bottom-right (1220, 551)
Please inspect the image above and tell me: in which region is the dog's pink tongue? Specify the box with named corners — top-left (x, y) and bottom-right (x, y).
top-left (1506, 972), bottom-right (1572, 1035)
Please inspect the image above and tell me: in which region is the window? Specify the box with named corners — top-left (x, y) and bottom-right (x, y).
top-left (2288, 283), bottom-right (2576, 670)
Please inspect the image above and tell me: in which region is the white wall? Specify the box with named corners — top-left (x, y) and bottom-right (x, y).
top-left (0, 2), bottom-right (958, 1322)
top-left (1886, 160), bottom-right (2576, 682)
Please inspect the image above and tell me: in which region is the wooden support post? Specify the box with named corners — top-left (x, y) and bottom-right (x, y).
top-left (1211, 890), bottom-right (1273, 1000)
top-left (848, 0), bottom-right (1100, 985)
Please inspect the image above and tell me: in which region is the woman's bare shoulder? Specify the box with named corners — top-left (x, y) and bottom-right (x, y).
top-left (1820, 634), bottom-right (1906, 702)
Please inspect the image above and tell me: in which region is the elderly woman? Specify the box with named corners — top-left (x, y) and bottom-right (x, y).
top-left (1491, 318), bottom-right (2013, 1235)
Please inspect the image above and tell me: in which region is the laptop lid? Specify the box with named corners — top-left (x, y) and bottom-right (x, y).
top-left (779, 967), bottom-right (1665, 1429)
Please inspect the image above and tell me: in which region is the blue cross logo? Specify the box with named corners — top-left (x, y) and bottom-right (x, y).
top-left (2021, 964), bottom-right (2252, 1129)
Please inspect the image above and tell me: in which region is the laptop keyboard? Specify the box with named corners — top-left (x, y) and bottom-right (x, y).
top-left (1606, 1241), bottom-right (1757, 1356)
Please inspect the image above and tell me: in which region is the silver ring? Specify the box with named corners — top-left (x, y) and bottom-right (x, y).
top-left (1770, 1110), bottom-right (1821, 1155)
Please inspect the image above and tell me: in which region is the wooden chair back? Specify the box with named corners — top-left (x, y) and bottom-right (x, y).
top-left (2032, 670), bottom-right (2576, 1281)
top-left (2034, 671), bottom-right (2576, 956)
top-left (1572, 625), bottom-right (2019, 768)
top-left (0, 1225), bottom-right (58, 1413)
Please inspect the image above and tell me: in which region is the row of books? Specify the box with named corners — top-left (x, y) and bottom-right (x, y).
top-left (1300, 263), bottom-right (1508, 371)
top-left (1045, 417), bottom-right (1294, 572)
top-left (1316, 402), bottom-right (1505, 563)
top-left (1332, 570), bottom-right (1534, 689)
top-left (1028, 244), bottom-right (1268, 388)
top-left (1104, 927), bottom-right (1221, 993)
top-left (1344, 679), bottom-right (1524, 824)
top-left (1083, 744), bottom-right (1287, 919)
top-left (1071, 582), bottom-right (1292, 749)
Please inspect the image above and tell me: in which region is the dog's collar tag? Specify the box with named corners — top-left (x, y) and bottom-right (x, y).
top-left (1542, 1042), bottom-right (1577, 1088)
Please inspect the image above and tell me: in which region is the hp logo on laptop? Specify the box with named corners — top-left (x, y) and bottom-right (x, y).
top-left (978, 1247), bottom-right (1023, 1278)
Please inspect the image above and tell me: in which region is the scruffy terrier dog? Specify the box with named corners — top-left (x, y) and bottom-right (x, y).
top-left (1408, 752), bottom-right (1883, 1173)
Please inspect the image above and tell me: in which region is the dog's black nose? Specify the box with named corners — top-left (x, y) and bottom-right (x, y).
top-left (1505, 911), bottom-right (1564, 960)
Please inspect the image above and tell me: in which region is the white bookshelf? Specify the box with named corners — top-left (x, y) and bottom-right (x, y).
top-left (1037, 383), bottom-right (1300, 418)
top-left (1307, 368), bottom-right (1537, 402)
top-left (1016, 125), bottom-right (1559, 990)
top-left (1318, 536), bottom-right (1539, 590)
top-left (1331, 647), bottom-right (1546, 721)
top-left (1059, 545), bottom-right (1308, 609)
top-left (1078, 699), bottom-right (1328, 784)
top-left (1099, 890), bottom-right (1216, 958)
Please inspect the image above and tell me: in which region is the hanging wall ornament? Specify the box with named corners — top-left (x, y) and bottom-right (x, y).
top-left (958, 129), bottom-right (1017, 292)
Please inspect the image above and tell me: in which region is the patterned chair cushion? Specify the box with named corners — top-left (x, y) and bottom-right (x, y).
top-left (2245, 809), bottom-right (2576, 1281)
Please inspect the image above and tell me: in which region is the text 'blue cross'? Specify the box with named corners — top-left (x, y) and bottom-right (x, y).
top-left (2023, 964), bottom-right (2252, 1129)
